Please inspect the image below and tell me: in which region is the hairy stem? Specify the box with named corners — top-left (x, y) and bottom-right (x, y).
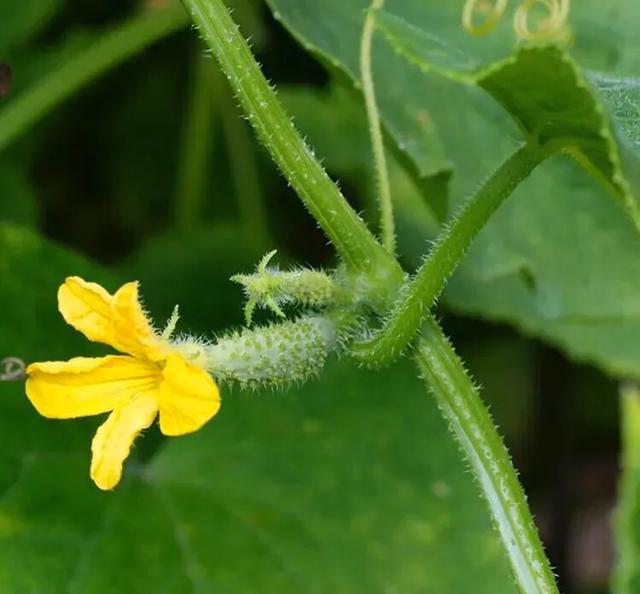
top-left (0, 4), bottom-right (187, 152)
top-left (360, 0), bottom-right (395, 255)
top-left (416, 318), bottom-right (559, 594)
top-left (183, 5), bottom-right (559, 590)
top-left (355, 143), bottom-right (546, 365)
top-left (181, 0), bottom-right (398, 277)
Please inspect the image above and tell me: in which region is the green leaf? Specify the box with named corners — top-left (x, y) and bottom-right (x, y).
top-left (591, 73), bottom-right (640, 150)
top-left (372, 10), bottom-right (640, 375)
top-left (614, 384), bottom-right (640, 594)
top-left (445, 155), bottom-right (640, 377)
top-left (569, 1), bottom-right (640, 75)
top-left (1, 365), bottom-right (519, 594)
top-left (374, 12), bottom-right (640, 225)
top-left (0, 223), bottom-right (118, 588)
top-left (267, 0), bottom-right (640, 377)
top-left (267, 0), bottom-right (640, 178)
top-left (0, 223), bottom-right (518, 594)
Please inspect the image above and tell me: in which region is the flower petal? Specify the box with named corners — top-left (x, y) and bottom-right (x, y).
top-left (158, 354), bottom-right (220, 436)
top-left (58, 277), bottom-right (113, 343)
top-left (58, 277), bottom-right (163, 358)
top-left (26, 355), bottom-right (160, 418)
top-left (90, 394), bottom-right (158, 490)
top-left (111, 281), bottom-right (164, 359)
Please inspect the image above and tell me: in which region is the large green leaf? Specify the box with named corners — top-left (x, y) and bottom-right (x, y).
top-left (0, 223), bottom-right (518, 593)
top-left (446, 155), bottom-right (640, 377)
top-left (614, 384), bottom-right (640, 594)
top-left (267, 0), bottom-right (640, 179)
top-left (376, 15), bottom-right (640, 224)
top-left (266, 0), bottom-right (640, 377)
top-left (373, 11), bottom-right (640, 375)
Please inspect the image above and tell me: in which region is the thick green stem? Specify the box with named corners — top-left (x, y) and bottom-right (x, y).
top-left (415, 318), bottom-right (559, 594)
top-left (0, 4), bottom-right (188, 152)
top-left (180, 0), bottom-right (397, 276)
top-left (360, 0), bottom-right (395, 255)
top-left (355, 143), bottom-right (546, 365)
top-left (180, 5), bottom-right (558, 590)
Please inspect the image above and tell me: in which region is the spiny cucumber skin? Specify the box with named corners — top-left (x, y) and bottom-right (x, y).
top-left (204, 316), bottom-right (336, 390)
top-left (234, 267), bottom-right (336, 311)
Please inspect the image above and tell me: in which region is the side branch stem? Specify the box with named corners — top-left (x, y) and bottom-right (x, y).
top-left (415, 318), bottom-right (559, 594)
top-left (356, 143), bottom-right (546, 365)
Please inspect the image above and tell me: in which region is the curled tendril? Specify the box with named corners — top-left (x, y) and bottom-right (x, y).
top-left (0, 357), bottom-right (26, 382)
top-left (462, 0), bottom-right (571, 40)
top-left (462, 0), bottom-right (509, 36)
top-left (513, 0), bottom-right (570, 40)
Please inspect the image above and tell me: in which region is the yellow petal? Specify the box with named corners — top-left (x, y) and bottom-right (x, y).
top-left (158, 354), bottom-right (220, 436)
top-left (26, 355), bottom-right (160, 418)
top-left (58, 277), bottom-right (164, 359)
top-left (111, 281), bottom-right (165, 360)
top-left (58, 277), bottom-right (113, 341)
top-left (90, 394), bottom-right (158, 490)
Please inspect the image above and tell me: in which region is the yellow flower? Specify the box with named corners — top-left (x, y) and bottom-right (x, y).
top-left (25, 277), bottom-right (220, 491)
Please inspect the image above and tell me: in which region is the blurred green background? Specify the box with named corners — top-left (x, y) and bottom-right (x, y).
top-left (0, 1), bottom-right (636, 593)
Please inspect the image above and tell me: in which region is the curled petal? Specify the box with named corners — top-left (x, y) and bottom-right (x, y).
top-left (26, 355), bottom-right (159, 418)
top-left (158, 354), bottom-right (220, 436)
top-left (91, 394), bottom-right (158, 490)
top-left (58, 277), bottom-right (163, 359)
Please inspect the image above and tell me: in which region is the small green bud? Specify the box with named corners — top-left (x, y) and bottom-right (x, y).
top-left (231, 251), bottom-right (337, 324)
